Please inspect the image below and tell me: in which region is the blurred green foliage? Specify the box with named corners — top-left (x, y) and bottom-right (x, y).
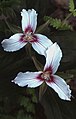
top-left (44, 0), bottom-right (76, 31)
top-left (44, 16), bottom-right (73, 30)
top-left (0, 0), bottom-right (22, 36)
top-left (69, 0), bottom-right (76, 16)
top-left (0, 88), bottom-right (37, 119)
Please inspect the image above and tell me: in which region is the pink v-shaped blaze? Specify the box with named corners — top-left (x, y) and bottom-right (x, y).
top-left (35, 64), bottom-right (55, 85)
top-left (36, 72), bottom-right (54, 83)
top-left (19, 33), bottom-right (38, 43)
top-left (24, 25), bottom-right (33, 33)
top-left (19, 25), bottom-right (38, 43)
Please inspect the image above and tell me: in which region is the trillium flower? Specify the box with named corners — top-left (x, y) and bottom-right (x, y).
top-left (12, 43), bottom-right (71, 101)
top-left (1, 9), bottom-right (53, 56)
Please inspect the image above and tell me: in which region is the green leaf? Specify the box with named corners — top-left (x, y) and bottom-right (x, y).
top-left (20, 96), bottom-right (35, 113)
top-left (44, 16), bottom-right (73, 30)
top-left (44, 16), bottom-right (62, 29)
top-left (31, 94), bottom-right (37, 103)
top-left (72, 9), bottom-right (76, 16)
top-left (26, 89), bottom-right (35, 95)
top-left (17, 110), bottom-right (26, 119)
top-left (60, 21), bottom-right (73, 30)
top-left (26, 89), bottom-right (38, 103)
top-left (17, 110), bottom-right (33, 119)
top-left (69, 0), bottom-right (75, 12)
top-left (20, 96), bottom-right (30, 107)
top-left (25, 115), bottom-right (33, 119)
top-left (26, 103), bottom-right (35, 113)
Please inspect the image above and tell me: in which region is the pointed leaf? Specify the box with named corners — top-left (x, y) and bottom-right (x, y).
top-left (69, 0), bottom-right (75, 12)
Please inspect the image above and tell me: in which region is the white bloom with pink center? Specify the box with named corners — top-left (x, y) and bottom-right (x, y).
top-left (12, 43), bottom-right (71, 101)
top-left (1, 9), bottom-right (53, 56)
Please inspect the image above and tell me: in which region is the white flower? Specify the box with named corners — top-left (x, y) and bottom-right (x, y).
top-left (12, 43), bottom-right (71, 101)
top-left (1, 9), bottom-right (53, 56)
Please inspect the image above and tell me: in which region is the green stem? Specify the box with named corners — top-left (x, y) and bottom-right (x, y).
top-left (63, 13), bottom-right (72, 23)
top-left (25, 44), bottom-right (43, 71)
top-left (36, 20), bottom-right (50, 33)
top-left (32, 56), bottom-right (43, 71)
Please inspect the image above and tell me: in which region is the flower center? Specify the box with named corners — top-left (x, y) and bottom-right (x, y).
top-left (23, 32), bottom-right (33, 41)
top-left (41, 71), bottom-right (51, 80)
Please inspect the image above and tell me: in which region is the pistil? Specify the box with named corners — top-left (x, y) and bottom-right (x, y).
top-left (23, 32), bottom-right (33, 41)
top-left (41, 71), bottom-right (51, 80)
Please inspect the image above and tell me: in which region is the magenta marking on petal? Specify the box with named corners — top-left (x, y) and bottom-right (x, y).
top-left (36, 72), bottom-right (54, 83)
top-left (36, 71), bottom-right (55, 84)
top-left (19, 34), bottom-right (25, 41)
top-left (24, 26), bottom-right (33, 33)
top-left (46, 75), bottom-right (54, 83)
top-left (19, 35), bottom-right (27, 43)
top-left (36, 73), bottom-right (44, 81)
top-left (30, 35), bottom-right (38, 43)
top-left (44, 66), bottom-right (53, 74)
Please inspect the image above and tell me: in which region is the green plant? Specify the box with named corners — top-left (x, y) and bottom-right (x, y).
top-left (44, 0), bottom-right (76, 31)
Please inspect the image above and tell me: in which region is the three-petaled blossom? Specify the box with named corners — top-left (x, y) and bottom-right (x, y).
top-left (12, 43), bottom-right (71, 101)
top-left (1, 9), bottom-right (53, 56)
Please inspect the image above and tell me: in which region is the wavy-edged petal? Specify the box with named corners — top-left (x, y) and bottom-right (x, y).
top-left (46, 75), bottom-right (71, 101)
top-left (32, 34), bottom-right (53, 56)
top-left (44, 42), bottom-right (62, 74)
top-left (12, 71), bottom-right (43, 88)
top-left (1, 33), bottom-right (27, 52)
top-left (21, 9), bottom-right (37, 33)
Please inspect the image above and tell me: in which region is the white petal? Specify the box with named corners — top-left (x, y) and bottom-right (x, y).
top-left (32, 42), bottom-right (46, 56)
top-left (21, 9), bottom-right (37, 32)
top-left (28, 9), bottom-right (37, 32)
top-left (35, 34), bottom-right (53, 49)
top-left (12, 71), bottom-right (43, 88)
top-left (44, 42), bottom-right (62, 74)
top-left (46, 75), bottom-right (71, 101)
top-left (1, 33), bottom-right (27, 52)
top-left (32, 34), bottom-right (53, 56)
